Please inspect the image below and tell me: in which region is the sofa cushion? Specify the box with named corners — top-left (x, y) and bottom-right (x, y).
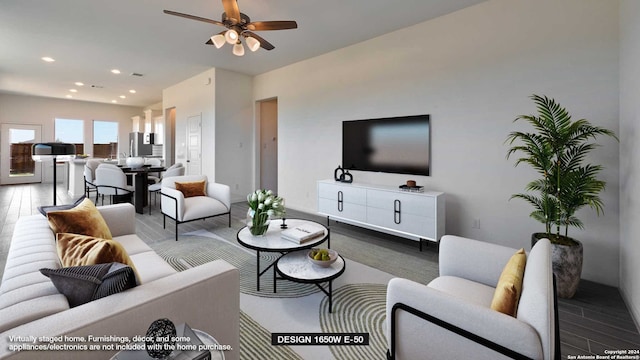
top-left (56, 233), bottom-right (136, 272)
top-left (491, 248), bottom-right (527, 316)
top-left (128, 252), bottom-right (177, 284)
top-left (114, 234), bottom-right (155, 255)
top-left (47, 198), bottom-right (113, 239)
top-left (0, 294), bottom-right (69, 334)
top-left (175, 180), bottom-right (206, 198)
top-left (40, 263), bottom-right (137, 307)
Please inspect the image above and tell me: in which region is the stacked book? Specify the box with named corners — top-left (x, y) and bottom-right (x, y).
top-left (281, 224), bottom-right (325, 244)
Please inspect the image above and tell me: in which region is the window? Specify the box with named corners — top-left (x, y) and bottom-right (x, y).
top-left (54, 118), bottom-right (84, 154)
top-left (9, 128), bottom-right (36, 177)
top-left (93, 121), bottom-right (119, 159)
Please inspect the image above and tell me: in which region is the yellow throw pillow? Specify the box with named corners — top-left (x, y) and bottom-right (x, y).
top-left (47, 198), bottom-right (112, 239)
top-left (490, 248), bottom-right (527, 317)
top-left (56, 233), bottom-right (139, 283)
top-left (175, 180), bottom-right (206, 198)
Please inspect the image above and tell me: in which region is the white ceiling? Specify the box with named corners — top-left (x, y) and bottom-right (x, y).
top-left (0, 0), bottom-right (486, 107)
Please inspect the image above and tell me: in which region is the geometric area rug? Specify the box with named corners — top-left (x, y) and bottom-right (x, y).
top-left (153, 234), bottom-right (321, 298)
top-left (151, 232), bottom-right (390, 360)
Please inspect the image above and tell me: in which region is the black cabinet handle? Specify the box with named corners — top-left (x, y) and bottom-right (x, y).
top-left (394, 199), bottom-right (401, 224)
top-left (338, 191), bottom-right (344, 212)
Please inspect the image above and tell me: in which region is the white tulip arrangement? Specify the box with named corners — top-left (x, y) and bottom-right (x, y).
top-left (246, 189), bottom-right (285, 235)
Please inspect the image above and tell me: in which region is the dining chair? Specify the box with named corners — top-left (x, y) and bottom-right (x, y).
top-left (83, 159), bottom-right (102, 201)
top-left (145, 158), bottom-right (164, 184)
top-left (148, 163), bottom-right (184, 214)
top-left (95, 166), bottom-right (135, 205)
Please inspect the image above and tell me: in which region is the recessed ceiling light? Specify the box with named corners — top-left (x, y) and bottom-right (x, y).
top-left (75, 82), bottom-right (84, 86)
top-left (41, 57), bottom-right (55, 62)
top-left (69, 89), bottom-right (78, 93)
top-left (129, 89), bottom-right (136, 94)
top-left (111, 69), bottom-right (121, 74)
top-left (66, 95), bottom-right (72, 98)
top-left (119, 95), bottom-right (126, 99)
top-left (111, 100), bottom-right (117, 103)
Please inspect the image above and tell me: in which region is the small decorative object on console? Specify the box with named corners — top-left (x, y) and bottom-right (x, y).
top-left (333, 165), bottom-right (353, 183)
top-left (399, 180), bottom-right (424, 193)
top-left (247, 189), bottom-right (285, 236)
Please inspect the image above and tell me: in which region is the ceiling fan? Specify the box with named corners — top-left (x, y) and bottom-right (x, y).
top-left (164, 0), bottom-right (297, 56)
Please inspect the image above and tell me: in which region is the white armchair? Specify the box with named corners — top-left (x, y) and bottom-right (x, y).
top-left (386, 235), bottom-right (559, 360)
top-left (160, 175), bottom-right (231, 241)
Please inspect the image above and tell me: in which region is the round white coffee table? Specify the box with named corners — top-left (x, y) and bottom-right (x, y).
top-left (276, 250), bottom-right (346, 312)
top-left (237, 218), bottom-right (329, 292)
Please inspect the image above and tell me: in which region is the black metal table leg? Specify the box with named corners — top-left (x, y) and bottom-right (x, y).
top-left (257, 250), bottom-right (261, 291)
top-left (329, 280), bottom-right (333, 313)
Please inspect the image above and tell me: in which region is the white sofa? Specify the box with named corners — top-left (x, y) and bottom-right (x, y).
top-left (0, 203), bottom-right (239, 360)
top-left (386, 235), bottom-right (558, 360)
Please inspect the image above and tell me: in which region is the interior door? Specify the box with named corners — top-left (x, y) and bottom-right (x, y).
top-left (1, 123), bottom-right (42, 184)
top-left (186, 115), bottom-right (202, 175)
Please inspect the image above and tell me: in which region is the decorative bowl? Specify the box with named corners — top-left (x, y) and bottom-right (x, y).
top-left (308, 248), bottom-right (338, 267)
top-left (126, 157), bottom-right (145, 168)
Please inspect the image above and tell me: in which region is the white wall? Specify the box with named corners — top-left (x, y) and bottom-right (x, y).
top-left (214, 69), bottom-right (254, 202)
top-left (254, 0), bottom-right (621, 285)
top-left (162, 68), bottom-right (253, 201)
top-left (619, 0), bottom-right (640, 328)
top-left (162, 69), bottom-right (216, 176)
top-left (0, 93), bottom-right (142, 160)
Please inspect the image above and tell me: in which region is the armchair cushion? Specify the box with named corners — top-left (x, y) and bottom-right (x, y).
top-left (175, 180), bottom-right (206, 198)
top-left (47, 198), bottom-right (112, 239)
top-left (491, 248), bottom-right (526, 316)
top-left (183, 197), bottom-right (228, 222)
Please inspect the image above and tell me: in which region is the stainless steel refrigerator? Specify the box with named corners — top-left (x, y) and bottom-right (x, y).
top-left (128, 132), bottom-right (155, 156)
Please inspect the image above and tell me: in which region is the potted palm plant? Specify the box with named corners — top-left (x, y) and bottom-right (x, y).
top-left (506, 94), bottom-right (617, 298)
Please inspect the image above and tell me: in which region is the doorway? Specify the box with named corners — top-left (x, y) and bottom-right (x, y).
top-left (1, 123), bottom-right (42, 184)
top-left (259, 99), bottom-right (278, 193)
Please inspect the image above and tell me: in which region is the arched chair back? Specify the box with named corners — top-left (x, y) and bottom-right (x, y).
top-left (95, 166), bottom-right (134, 204)
top-left (147, 165), bottom-right (185, 214)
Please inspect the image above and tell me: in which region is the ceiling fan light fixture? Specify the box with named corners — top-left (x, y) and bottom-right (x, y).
top-left (233, 41), bottom-right (245, 56)
top-left (211, 34), bottom-right (226, 48)
top-left (245, 36), bottom-right (260, 52)
top-left (225, 29), bottom-right (239, 44)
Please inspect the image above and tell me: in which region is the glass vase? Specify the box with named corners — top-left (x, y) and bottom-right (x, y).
top-left (247, 209), bottom-right (270, 236)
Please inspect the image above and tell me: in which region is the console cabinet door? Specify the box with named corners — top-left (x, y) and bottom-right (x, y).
top-left (366, 190), bottom-right (437, 240)
top-left (366, 207), bottom-right (435, 239)
top-left (318, 182), bottom-right (366, 222)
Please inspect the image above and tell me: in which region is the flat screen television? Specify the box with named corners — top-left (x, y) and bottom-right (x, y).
top-left (342, 114), bottom-right (430, 176)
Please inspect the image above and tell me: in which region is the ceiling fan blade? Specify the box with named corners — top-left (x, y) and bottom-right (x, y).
top-left (164, 10), bottom-right (224, 26)
top-left (245, 31), bottom-right (275, 50)
top-left (247, 21), bottom-right (298, 31)
top-left (221, 0), bottom-right (241, 24)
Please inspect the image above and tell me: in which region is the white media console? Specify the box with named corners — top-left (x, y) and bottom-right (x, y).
top-left (317, 180), bottom-right (445, 249)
